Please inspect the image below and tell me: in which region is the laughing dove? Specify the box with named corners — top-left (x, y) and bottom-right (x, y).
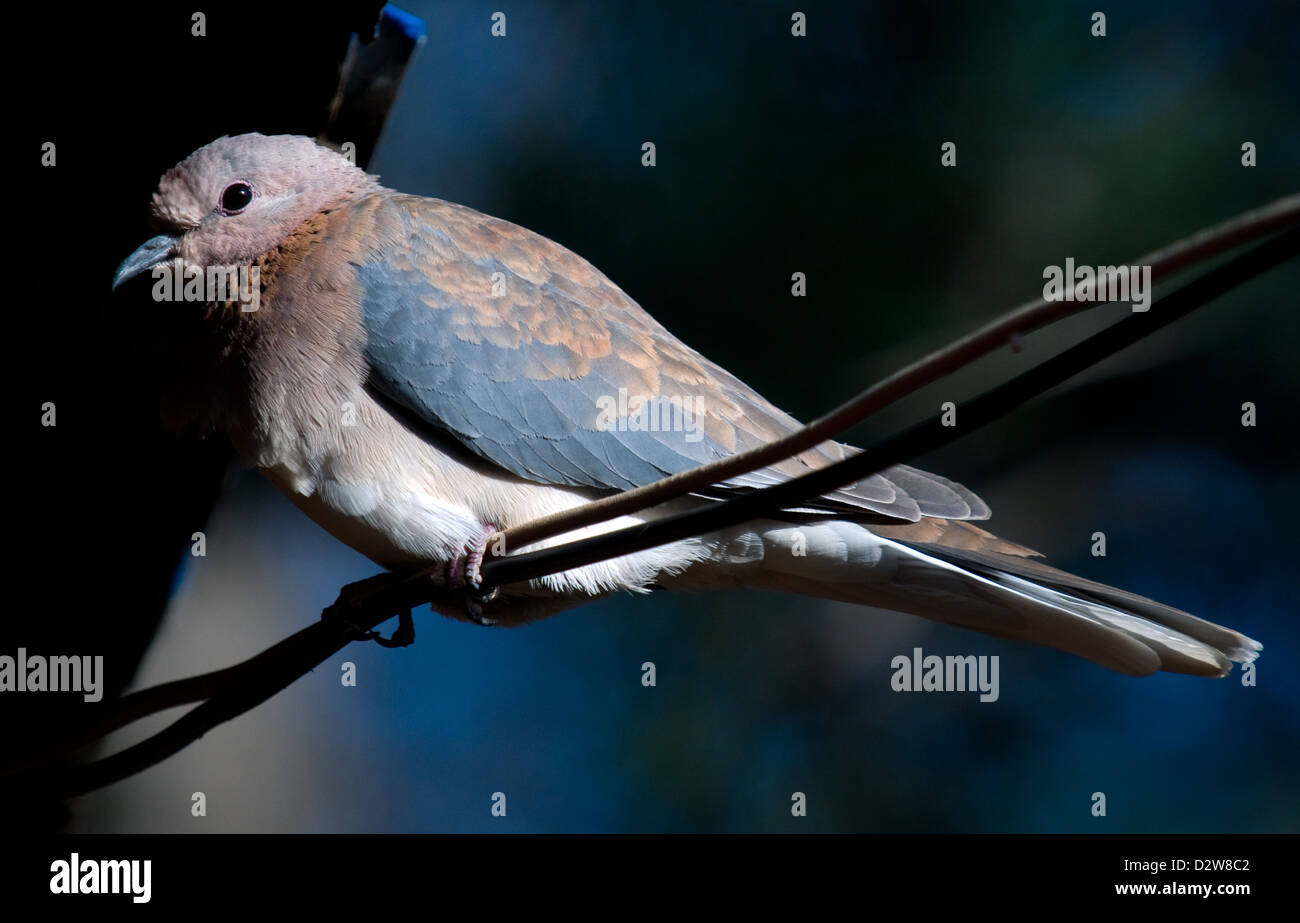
top-left (114, 134), bottom-right (1260, 677)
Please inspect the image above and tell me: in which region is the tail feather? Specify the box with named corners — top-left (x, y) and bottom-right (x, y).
top-left (909, 541), bottom-right (1262, 675)
top-left (709, 521), bottom-right (1261, 677)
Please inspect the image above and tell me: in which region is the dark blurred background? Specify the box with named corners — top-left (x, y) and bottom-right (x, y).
top-left (12, 0), bottom-right (1298, 832)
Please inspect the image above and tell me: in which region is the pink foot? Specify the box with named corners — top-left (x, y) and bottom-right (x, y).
top-left (448, 523), bottom-right (496, 590)
top-left (432, 524), bottom-right (500, 625)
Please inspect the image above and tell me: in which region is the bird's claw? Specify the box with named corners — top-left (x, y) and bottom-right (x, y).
top-left (464, 585), bottom-right (500, 626)
top-left (430, 524), bottom-right (501, 626)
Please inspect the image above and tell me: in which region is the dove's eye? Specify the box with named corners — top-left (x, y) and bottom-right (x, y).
top-left (219, 181), bottom-right (255, 215)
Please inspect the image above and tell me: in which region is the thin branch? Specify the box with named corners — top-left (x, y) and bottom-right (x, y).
top-left (41, 572), bottom-right (447, 796)
top-left (491, 194), bottom-right (1300, 556)
top-left (2, 669), bottom-right (232, 779)
top-left (1, 571), bottom-right (421, 781)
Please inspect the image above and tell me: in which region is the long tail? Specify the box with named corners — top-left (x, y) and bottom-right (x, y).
top-left (686, 520), bottom-right (1261, 677)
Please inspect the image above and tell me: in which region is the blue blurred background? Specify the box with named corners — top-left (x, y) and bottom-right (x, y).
top-left (73, 0), bottom-right (1297, 832)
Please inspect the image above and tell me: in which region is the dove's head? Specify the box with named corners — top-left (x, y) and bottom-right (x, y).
top-left (113, 133), bottom-right (377, 289)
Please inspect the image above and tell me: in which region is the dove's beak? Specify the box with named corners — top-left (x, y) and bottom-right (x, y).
top-left (112, 233), bottom-right (180, 291)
